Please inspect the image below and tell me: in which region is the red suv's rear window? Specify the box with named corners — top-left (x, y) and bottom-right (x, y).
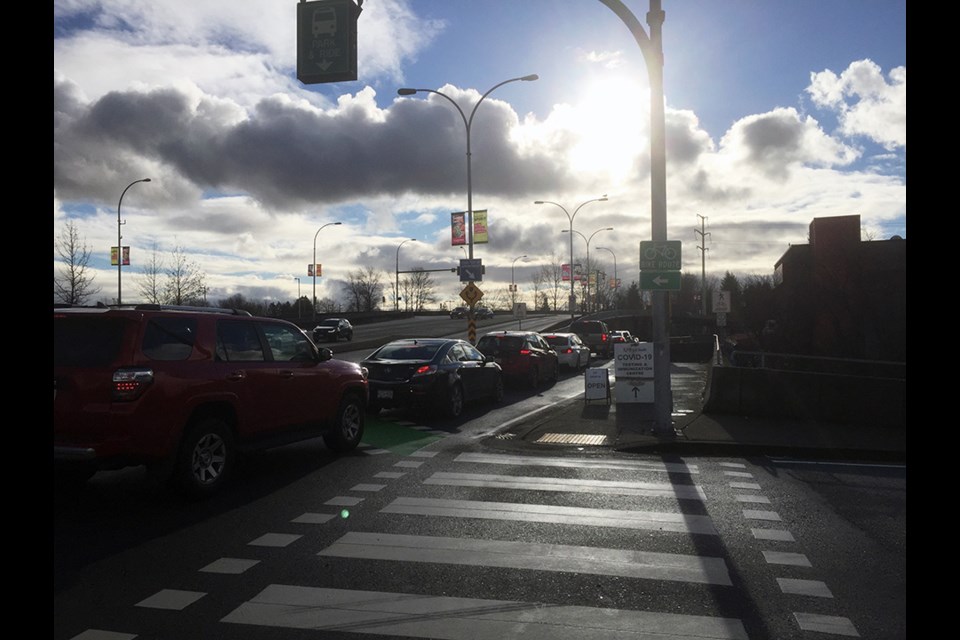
top-left (54, 317), bottom-right (129, 367)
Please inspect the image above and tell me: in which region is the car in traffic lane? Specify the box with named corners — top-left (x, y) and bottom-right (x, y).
top-left (313, 317), bottom-right (354, 342)
top-left (361, 338), bottom-right (503, 418)
top-left (475, 331), bottom-right (559, 389)
top-left (542, 332), bottom-right (590, 371)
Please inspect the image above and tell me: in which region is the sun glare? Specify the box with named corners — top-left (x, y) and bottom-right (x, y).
top-left (567, 76), bottom-right (647, 184)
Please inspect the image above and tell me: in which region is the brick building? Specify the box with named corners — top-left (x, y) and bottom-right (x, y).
top-left (773, 214), bottom-right (905, 361)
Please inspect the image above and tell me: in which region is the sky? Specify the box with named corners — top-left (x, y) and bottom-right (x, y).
top-left (53, 0), bottom-right (907, 310)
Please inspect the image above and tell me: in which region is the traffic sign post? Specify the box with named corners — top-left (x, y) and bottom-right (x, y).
top-left (297, 0), bottom-right (360, 84)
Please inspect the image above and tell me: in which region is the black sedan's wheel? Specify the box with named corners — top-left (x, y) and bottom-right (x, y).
top-left (446, 383), bottom-right (464, 418)
top-left (324, 394), bottom-right (365, 452)
top-left (174, 417), bottom-right (234, 499)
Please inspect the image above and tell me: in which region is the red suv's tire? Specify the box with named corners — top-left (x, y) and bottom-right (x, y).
top-left (174, 417), bottom-right (234, 499)
top-left (323, 394), bottom-right (365, 452)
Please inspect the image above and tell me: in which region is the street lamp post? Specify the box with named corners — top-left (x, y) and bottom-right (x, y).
top-left (535, 196), bottom-right (608, 320)
top-left (598, 0), bottom-right (671, 432)
top-left (596, 246), bottom-right (618, 309)
top-left (395, 238), bottom-right (416, 312)
top-left (312, 221), bottom-right (342, 321)
top-left (398, 74), bottom-right (538, 265)
top-left (294, 277), bottom-right (301, 319)
top-left (562, 226), bottom-right (613, 313)
top-left (510, 255), bottom-right (527, 309)
top-left (117, 178), bottom-right (150, 305)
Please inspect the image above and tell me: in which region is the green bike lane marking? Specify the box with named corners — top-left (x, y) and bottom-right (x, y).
top-left (362, 417), bottom-right (444, 456)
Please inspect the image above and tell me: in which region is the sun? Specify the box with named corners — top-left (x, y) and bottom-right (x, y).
top-left (566, 75), bottom-right (648, 184)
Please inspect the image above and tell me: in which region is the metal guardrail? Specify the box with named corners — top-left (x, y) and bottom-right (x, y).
top-left (726, 350), bottom-right (905, 380)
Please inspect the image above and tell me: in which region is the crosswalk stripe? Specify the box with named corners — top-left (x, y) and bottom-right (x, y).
top-left (425, 472), bottom-right (707, 500)
top-left (222, 585), bottom-right (750, 639)
top-left (381, 497), bottom-right (719, 535)
top-left (319, 532), bottom-right (733, 586)
top-left (454, 452), bottom-right (699, 474)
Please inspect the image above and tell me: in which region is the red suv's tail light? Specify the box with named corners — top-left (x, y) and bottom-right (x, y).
top-left (112, 368), bottom-right (155, 402)
top-left (601, 333), bottom-right (608, 342)
top-left (519, 349), bottom-right (531, 355)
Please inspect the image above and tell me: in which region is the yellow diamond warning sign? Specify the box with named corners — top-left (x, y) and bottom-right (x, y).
top-left (460, 282), bottom-right (483, 305)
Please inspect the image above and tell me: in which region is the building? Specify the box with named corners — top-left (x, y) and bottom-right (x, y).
top-left (773, 214), bottom-right (905, 361)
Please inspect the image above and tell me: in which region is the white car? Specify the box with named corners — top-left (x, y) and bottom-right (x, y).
top-left (542, 332), bottom-right (591, 371)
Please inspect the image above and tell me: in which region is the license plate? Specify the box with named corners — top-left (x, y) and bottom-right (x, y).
top-left (377, 390), bottom-right (393, 399)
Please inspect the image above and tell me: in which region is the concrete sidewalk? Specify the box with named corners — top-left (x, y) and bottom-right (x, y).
top-left (486, 362), bottom-right (907, 462)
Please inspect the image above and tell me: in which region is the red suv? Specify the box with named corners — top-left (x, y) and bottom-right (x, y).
top-left (475, 331), bottom-right (559, 389)
top-left (53, 305), bottom-right (369, 498)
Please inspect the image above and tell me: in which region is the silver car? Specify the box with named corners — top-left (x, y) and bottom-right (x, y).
top-left (542, 332), bottom-right (590, 371)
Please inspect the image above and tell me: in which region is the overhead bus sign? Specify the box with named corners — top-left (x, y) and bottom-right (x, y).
top-left (297, 0), bottom-right (360, 84)
top-left (640, 240), bottom-right (681, 271)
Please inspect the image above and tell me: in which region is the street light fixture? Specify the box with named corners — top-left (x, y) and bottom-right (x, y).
top-left (312, 221), bottom-right (342, 321)
top-left (510, 254), bottom-right (527, 308)
top-left (398, 74), bottom-right (538, 266)
top-left (535, 196), bottom-right (608, 320)
top-left (562, 226), bottom-right (613, 313)
top-left (116, 178), bottom-right (150, 305)
top-left (596, 246), bottom-right (618, 309)
top-left (395, 238), bottom-right (416, 312)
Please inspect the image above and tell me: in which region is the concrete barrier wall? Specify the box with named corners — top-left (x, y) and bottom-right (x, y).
top-left (704, 366), bottom-right (906, 428)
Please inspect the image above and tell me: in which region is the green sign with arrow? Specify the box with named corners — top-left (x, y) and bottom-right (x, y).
top-left (640, 271), bottom-right (681, 291)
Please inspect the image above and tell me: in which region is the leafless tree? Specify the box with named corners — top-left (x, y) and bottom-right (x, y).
top-left (343, 266), bottom-right (384, 312)
top-left (541, 252), bottom-right (566, 311)
top-left (138, 244), bottom-right (165, 304)
top-left (163, 245), bottom-right (208, 305)
top-left (401, 268), bottom-right (438, 311)
top-left (54, 220), bottom-right (101, 305)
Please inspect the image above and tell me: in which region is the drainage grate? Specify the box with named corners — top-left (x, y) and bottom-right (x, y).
top-left (535, 433), bottom-right (610, 445)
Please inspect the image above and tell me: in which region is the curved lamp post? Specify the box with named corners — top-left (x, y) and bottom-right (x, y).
top-left (562, 226), bottom-right (613, 313)
top-left (398, 74), bottom-right (538, 266)
top-left (535, 196), bottom-right (608, 320)
top-left (510, 254), bottom-right (527, 308)
top-left (596, 246), bottom-right (617, 309)
top-left (117, 178), bottom-right (151, 305)
top-left (395, 238), bottom-right (416, 312)
top-left (312, 221), bottom-right (342, 321)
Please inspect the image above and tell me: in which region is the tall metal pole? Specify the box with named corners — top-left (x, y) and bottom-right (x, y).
top-left (312, 221), bottom-right (342, 321)
top-left (535, 196), bottom-right (608, 320)
top-left (295, 277), bottom-right (301, 319)
top-left (511, 255), bottom-right (526, 308)
top-left (696, 214), bottom-right (710, 317)
top-left (398, 75), bottom-right (538, 265)
top-left (597, 246), bottom-right (617, 308)
top-left (597, 0), bottom-right (671, 433)
top-left (395, 238), bottom-right (415, 312)
top-left (116, 178), bottom-right (150, 305)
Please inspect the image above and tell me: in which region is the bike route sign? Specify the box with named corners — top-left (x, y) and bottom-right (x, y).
top-left (640, 241), bottom-right (681, 271)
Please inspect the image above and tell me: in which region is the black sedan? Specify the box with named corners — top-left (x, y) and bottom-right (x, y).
top-left (361, 338), bottom-right (503, 418)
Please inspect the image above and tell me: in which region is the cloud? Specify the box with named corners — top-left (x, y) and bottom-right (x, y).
top-left (718, 107), bottom-right (861, 181)
top-left (806, 60), bottom-right (905, 150)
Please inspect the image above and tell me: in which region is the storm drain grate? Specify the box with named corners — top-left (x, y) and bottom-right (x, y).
top-left (535, 433), bottom-right (610, 446)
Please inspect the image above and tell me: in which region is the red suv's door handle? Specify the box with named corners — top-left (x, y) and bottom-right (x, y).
top-left (226, 371), bottom-right (246, 381)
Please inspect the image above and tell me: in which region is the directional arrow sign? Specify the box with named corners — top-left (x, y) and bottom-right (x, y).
top-left (640, 271), bottom-right (681, 291)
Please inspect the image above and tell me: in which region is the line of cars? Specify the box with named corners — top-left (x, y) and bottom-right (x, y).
top-left (54, 304), bottom-right (618, 498)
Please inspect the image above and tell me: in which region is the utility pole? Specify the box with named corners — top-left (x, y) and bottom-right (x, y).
top-left (696, 214), bottom-right (710, 317)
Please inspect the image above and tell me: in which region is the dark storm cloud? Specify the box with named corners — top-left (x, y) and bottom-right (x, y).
top-left (53, 80), bottom-right (572, 211)
top-left (735, 111), bottom-right (805, 180)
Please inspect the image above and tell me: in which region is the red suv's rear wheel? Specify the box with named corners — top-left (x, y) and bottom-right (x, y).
top-left (175, 417), bottom-right (234, 499)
